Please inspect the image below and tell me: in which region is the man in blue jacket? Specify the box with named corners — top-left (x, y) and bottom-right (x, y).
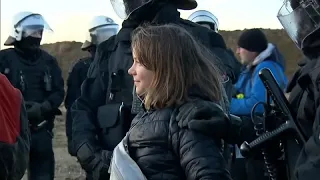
top-left (231, 28), bottom-right (287, 115)
top-left (230, 28), bottom-right (288, 180)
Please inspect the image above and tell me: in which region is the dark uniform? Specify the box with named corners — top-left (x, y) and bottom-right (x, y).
top-left (285, 57), bottom-right (320, 180)
top-left (71, 1), bottom-right (241, 179)
top-left (0, 46), bottom-right (65, 180)
top-left (65, 57), bottom-right (93, 156)
top-left (271, 0), bottom-right (320, 179)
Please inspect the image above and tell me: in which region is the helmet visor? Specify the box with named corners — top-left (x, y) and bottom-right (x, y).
top-left (90, 24), bottom-right (119, 45)
top-left (82, 32), bottom-right (93, 50)
top-left (16, 14), bottom-right (53, 38)
top-left (110, 0), bottom-right (151, 19)
top-left (277, 0), bottom-right (320, 49)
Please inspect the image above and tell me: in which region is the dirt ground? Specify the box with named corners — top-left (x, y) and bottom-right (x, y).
top-left (22, 108), bottom-right (87, 180)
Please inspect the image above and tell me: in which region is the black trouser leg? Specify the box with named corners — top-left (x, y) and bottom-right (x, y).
top-left (28, 129), bottom-right (55, 180)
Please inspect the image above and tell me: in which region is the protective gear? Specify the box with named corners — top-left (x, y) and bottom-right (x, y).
top-left (188, 10), bottom-right (219, 32)
top-left (15, 36), bottom-right (42, 52)
top-left (81, 16), bottom-right (119, 50)
top-left (4, 11), bottom-right (52, 46)
top-left (277, 0), bottom-right (320, 49)
top-left (81, 40), bottom-right (92, 51)
top-left (110, 0), bottom-right (197, 19)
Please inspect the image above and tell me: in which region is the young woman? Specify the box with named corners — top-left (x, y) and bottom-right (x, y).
top-left (127, 24), bottom-right (232, 180)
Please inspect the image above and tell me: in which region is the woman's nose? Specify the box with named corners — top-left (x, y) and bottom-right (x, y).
top-left (128, 65), bottom-right (135, 76)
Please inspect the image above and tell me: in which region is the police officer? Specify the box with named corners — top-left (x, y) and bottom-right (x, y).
top-left (71, 0), bottom-right (241, 179)
top-left (188, 9), bottom-right (241, 104)
top-left (65, 38), bottom-right (94, 158)
top-left (65, 16), bottom-right (119, 157)
top-left (0, 11), bottom-right (65, 180)
top-left (277, 0), bottom-right (320, 179)
top-left (188, 9), bottom-right (219, 32)
top-left (65, 16), bottom-right (118, 180)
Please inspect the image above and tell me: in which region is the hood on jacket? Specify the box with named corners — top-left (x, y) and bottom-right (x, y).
top-left (248, 43), bottom-right (286, 71)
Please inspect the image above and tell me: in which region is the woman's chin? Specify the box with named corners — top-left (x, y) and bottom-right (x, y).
top-left (136, 89), bottom-right (146, 97)
top-left (136, 90), bottom-right (143, 96)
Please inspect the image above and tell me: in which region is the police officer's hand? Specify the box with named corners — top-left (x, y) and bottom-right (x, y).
top-left (76, 142), bottom-right (112, 179)
top-left (177, 101), bottom-right (243, 145)
top-left (25, 101), bottom-right (43, 122)
top-left (92, 150), bottom-right (112, 180)
top-left (40, 101), bottom-right (52, 114)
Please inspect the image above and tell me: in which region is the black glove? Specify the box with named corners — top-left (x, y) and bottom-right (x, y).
top-left (92, 150), bottom-right (112, 180)
top-left (76, 142), bottom-right (112, 179)
top-left (176, 101), bottom-right (243, 145)
top-left (25, 101), bottom-right (43, 122)
top-left (40, 101), bottom-right (52, 114)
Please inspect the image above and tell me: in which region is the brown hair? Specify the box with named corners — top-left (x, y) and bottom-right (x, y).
top-left (131, 23), bottom-right (223, 109)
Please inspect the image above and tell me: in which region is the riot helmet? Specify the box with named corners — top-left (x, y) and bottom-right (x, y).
top-left (82, 15), bottom-right (119, 49)
top-left (81, 32), bottom-right (97, 57)
top-left (277, 0), bottom-right (320, 49)
top-left (188, 10), bottom-right (219, 32)
top-left (4, 11), bottom-right (53, 46)
top-left (110, 0), bottom-right (197, 19)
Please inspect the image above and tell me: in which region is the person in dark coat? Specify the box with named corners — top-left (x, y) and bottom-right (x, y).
top-left (123, 24), bottom-right (232, 180)
top-left (65, 16), bottom-right (119, 158)
top-left (65, 16), bottom-right (119, 180)
top-left (65, 49), bottom-right (94, 157)
top-left (277, 0), bottom-right (320, 179)
top-left (71, 1), bottom-right (241, 179)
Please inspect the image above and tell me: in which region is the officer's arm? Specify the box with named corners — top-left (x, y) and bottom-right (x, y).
top-left (71, 55), bottom-right (108, 172)
top-left (65, 62), bottom-right (82, 109)
top-left (46, 58), bottom-right (65, 109)
top-left (294, 78), bottom-right (320, 179)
